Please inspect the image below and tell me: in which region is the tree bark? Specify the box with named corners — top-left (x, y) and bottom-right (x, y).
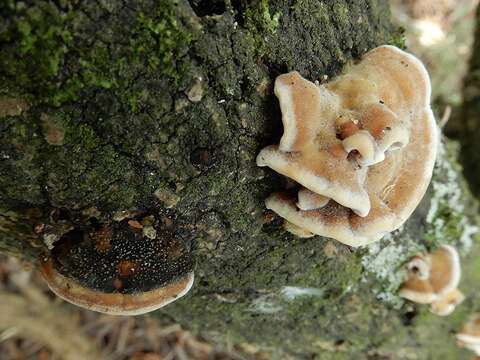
top-left (459, 2), bottom-right (480, 198)
top-left (1, 0), bottom-right (479, 358)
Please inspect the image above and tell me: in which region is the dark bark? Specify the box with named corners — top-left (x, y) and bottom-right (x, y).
top-left (1, 0), bottom-right (479, 357)
top-left (459, 3), bottom-right (480, 198)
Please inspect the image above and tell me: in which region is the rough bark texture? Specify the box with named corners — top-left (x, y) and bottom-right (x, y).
top-left (1, 0), bottom-right (479, 358)
top-left (460, 3), bottom-right (480, 198)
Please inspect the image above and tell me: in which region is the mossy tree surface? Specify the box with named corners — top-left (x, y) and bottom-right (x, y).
top-left (1, 0), bottom-right (479, 358)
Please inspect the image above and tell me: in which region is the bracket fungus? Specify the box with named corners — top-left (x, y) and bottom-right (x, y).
top-left (39, 213), bottom-right (194, 315)
top-left (398, 245), bottom-right (464, 316)
top-left (256, 45), bottom-right (438, 246)
top-left (457, 315), bottom-right (480, 356)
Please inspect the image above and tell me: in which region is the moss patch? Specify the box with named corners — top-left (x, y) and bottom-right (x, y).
top-left (0, 1), bottom-right (73, 104)
top-left (0, 0), bottom-right (193, 107)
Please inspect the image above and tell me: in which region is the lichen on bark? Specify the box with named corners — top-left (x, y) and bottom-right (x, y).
top-left (1, 0), bottom-right (479, 358)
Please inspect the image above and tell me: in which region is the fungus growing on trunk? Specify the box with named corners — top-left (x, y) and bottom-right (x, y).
top-left (399, 245), bottom-right (464, 316)
top-left (39, 212), bottom-right (194, 315)
top-left (256, 45), bottom-right (437, 246)
top-left (296, 188), bottom-right (330, 211)
top-left (457, 315), bottom-right (480, 356)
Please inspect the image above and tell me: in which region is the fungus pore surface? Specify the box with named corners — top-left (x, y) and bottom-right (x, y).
top-left (40, 214), bottom-right (194, 315)
top-left (256, 45), bottom-right (438, 246)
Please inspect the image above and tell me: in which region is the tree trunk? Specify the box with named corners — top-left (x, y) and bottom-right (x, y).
top-left (1, 0), bottom-right (479, 358)
top-left (459, 2), bottom-right (480, 198)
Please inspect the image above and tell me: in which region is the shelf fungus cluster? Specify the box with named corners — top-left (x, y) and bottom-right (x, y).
top-left (257, 45), bottom-right (438, 246)
top-left (399, 245), bottom-right (464, 316)
top-left (456, 315), bottom-right (480, 356)
top-left (39, 212), bottom-right (194, 315)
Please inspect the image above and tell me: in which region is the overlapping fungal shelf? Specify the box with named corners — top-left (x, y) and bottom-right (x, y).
top-left (399, 245), bottom-right (464, 316)
top-left (457, 315), bottom-right (480, 356)
top-left (257, 45), bottom-right (438, 246)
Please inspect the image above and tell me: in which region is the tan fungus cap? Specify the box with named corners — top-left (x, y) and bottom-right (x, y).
top-left (399, 245), bottom-right (463, 316)
top-left (457, 315), bottom-right (480, 356)
top-left (257, 45), bottom-right (438, 246)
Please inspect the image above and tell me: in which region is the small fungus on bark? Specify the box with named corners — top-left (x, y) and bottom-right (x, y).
top-left (39, 213), bottom-right (194, 315)
top-left (257, 45), bottom-right (438, 246)
top-left (41, 258), bottom-right (194, 315)
top-left (457, 315), bottom-right (480, 356)
top-left (399, 245), bottom-right (464, 316)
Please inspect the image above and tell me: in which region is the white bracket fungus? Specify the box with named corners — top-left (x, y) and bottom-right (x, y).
top-left (398, 245), bottom-right (464, 316)
top-left (256, 45), bottom-right (438, 246)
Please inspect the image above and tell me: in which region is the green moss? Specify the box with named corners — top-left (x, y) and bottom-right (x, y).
top-left (32, 111), bottom-right (143, 210)
top-left (387, 27), bottom-right (407, 49)
top-left (331, 2), bottom-right (349, 26)
top-left (0, 115), bottom-right (45, 206)
top-left (424, 204), bottom-right (464, 245)
top-left (74, 124), bottom-right (101, 152)
top-left (0, 1), bottom-right (73, 104)
top-left (73, 0), bottom-right (193, 112)
top-left (0, 1), bottom-right (192, 108)
top-left (131, 6), bottom-right (192, 81)
top-left (244, 0), bottom-right (281, 56)
top-left (101, 0), bottom-right (193, 112)
top-left (245, 0), bottom-right (281, 35)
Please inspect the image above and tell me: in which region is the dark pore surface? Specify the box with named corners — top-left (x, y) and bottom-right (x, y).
top-left (50, 213), bottom-right (194, 294)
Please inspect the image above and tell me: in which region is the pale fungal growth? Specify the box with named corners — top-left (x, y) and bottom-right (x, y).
top-left (341, 130), bottom-right (382, 166)
top-left (457, 315), bottom-right (480, 356)
top-left (265, 192), bottom-right (396, 246)
top-left (430, 288), bottom-right (465, 316)
top-left (296, 188), bottom-right (329, 211)
top-left (256, 45), bottom-right (438, 246)
top-left (398, 245), bottom-right (464, 316)
top-left (257, 71), bottom-right (371, 218)
top-left (283, 221), bottom-right (314, 238)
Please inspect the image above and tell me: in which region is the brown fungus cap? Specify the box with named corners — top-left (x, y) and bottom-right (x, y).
top-left (39, 215), bottom-right (194, 315)
top-left (283, 220), bottom-right (315, 238)
top-left (41, 257), bottom-right (194, 315)
top-left (457, 315), bottom-right (480, 356)
top-left (266, 192), bottom-right (396, 247)
top-left (399, 245), bottom-right (463, 316)
top-left (257, 45), bottom-right (437, 246)
top-left (257, 71), bottom-right (371, 217)
top-left (430, 288), bottom-right (465, 316)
